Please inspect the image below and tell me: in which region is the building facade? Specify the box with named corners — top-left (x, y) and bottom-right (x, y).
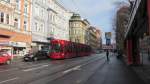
top-left (125, 0), bottom-right (149, 65)
top-left (96, 29), bottom-right (102, 50)
top-left (87, 26), bottom-right (98, 50)
top-left (31, 0), bottom-right (49, 52)
top-left (0, 0), bottom-right (32, 57)
top-left (47, 0), bottom-right (72, 41)
top-left (69, 13), bottom-right (90, 44)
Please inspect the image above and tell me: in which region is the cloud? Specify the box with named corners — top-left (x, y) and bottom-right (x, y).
top-left (58, 0), bottom-right (127, 17)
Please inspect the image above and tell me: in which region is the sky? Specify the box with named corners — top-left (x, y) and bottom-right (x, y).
top-left (57, 0), bottom-right (128, 44)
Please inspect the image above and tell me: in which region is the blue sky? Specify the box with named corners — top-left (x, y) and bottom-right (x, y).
top-left (57, 0), bottom-right (128, 44)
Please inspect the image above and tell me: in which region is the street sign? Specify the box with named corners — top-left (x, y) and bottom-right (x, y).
top-left (102, 45), bottom-right (114, 50)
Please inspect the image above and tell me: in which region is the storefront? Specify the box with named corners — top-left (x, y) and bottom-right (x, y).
top-left (0, 28), bottom-right (32, 57)
top-left (139, 36), bottom-right (150, 65)
top-left (32, 34), bottom-right (49, 52)
top-left (125, 0), bottom-right (149, 65)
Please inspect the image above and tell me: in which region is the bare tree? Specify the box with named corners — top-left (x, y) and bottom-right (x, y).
top-left (113, 5), bottom-right (130, 52)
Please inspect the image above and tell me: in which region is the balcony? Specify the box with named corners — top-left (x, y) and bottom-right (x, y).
top-left (0, 23), bottom-right (31, 35)
top-left (0, 23), bottom-right (14, 30)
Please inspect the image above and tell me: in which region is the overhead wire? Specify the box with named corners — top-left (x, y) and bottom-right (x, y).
top-left (71, 0), bottom-right (88, 18)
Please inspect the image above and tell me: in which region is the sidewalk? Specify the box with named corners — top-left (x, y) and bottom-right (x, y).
top-left (131, 54), bottom-right (150, 84)
top-left (11, 56), bottom-right (23, 63)
top-left (84, 56), bottom-right (145, 84)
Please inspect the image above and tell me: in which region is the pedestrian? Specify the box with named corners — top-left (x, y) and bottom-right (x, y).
top-left (106, 50), bottom-right (109, 61)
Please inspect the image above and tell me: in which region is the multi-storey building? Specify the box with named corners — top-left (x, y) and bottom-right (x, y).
top-left (0, 0), bottom-right (32, 57)
top-left (47, 0), bottom-right (72, 41)
top-left (96, 29), bottom-right (102, 50)
top-left (87, 26), bottom-right (98, 50)
top-left (86, 26), bottom-right (102, 50)
top-left (31, 0), bottom-right (49, 52)
top-left (125, 0), bottom-right (149, 65)
top-left (69, 13), bottom-right (90, 44)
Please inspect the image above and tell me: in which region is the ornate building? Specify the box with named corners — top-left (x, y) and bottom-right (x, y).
top-left (0, 0), bottom-right (32, 57)
top-left (31, 0), bottom-right (49, 52)
top-left (47, 0), bottom-right (72, 41)
top-left (69, 13), bottom-right (90, 44)
top-left (87, 26), bottom-right (102, 50)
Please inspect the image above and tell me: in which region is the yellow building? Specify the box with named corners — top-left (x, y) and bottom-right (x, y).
top-left (88, 26), bottom-right (97, 50)
top-left (96, 29), bottom-right (102, 50)
top-left (0, 0), bottom-right (32, 57)
top-left (69, 13), bottom-right (90, 44)
top-left (87, 26), bottom-right (102, 50)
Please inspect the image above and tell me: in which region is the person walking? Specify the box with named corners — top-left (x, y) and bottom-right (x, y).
top-left (106, 50), bottom-right (109, 61)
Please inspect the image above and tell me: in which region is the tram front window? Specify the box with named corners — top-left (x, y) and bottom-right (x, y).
top-left (52, 44), bottom-right (62, 52)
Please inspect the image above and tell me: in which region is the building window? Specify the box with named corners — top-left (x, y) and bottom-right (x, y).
top-left (41, 24), bottom-right (44, 32)
top-left (50, 14), bottom-right (53, 21)
top-left (53, 15), bottom-right (55, 22)
top-left (24, 21), bottom-right (27, 31)
top-left (43, 0), bottom-right (46, 4)
top-left (35, 6), bottom-right (39, 16)
top-left (35, 22), bottom-right (38, 31)
top-left (16, 0), bottom-right (20, 10)
top-left (41, 9), bottom-right (44, 18)
top-left (24, 4), bottom-right (28, 14)
top-left (6, 14), bottom-right (9, 24)
top-left (0, 12), bottom-right (4, 23)
top-left (3, 0), bottom-right (10, 3)
top-left (14, 18), bottom-right (18, 28)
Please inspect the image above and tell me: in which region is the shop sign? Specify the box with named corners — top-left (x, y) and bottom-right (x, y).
top-left (31, 43), bottom-right (37, 46)
top-left (102, 44), bottom-right (114, 50)
top-left (0, 41), bottom-right (11, 46)
top-left (10, 42), bottom-right (26, 47)
top-left (32, 34), bottom-right (48, 43)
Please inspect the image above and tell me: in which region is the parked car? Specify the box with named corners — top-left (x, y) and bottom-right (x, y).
top-left (23, 50), bottom-right (49, 61)
top-left (0, 52), bottom-right (12, 64)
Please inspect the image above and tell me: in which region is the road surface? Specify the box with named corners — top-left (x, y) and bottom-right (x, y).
top-left (0, 53), bottom-right (145, 84)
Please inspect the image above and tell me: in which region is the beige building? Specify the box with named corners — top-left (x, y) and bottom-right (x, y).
top-left (87, 26), bottom-right (102, 50)
top-left (88, 26), bottom-right (97, 50)
top-left (96, 29), bottom-right (102, 50)
top-left (69, 13), bottom-right (90, 44)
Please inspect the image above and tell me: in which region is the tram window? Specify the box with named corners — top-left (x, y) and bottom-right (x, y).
top-left (71, 44), bottom-right (73, 52)
top-left (68, 44), bottom-right (71, 52)
top-left (52, 44), bottom-right (61, 52)
top-left (65, 45), bottom-right (68, 52)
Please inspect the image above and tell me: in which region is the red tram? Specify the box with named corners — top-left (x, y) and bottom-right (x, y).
top-left (49, 39), bottom-right (92, 59)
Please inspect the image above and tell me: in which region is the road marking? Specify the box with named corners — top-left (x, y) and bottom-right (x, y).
top-left (62, 56), bottom-right (105, 74)
top-left (0, 77), bottom-right (19, 84)
top-left (63, 65), bottom-right (81, 74)
top-left (0, 68), bottom-right (18, 73)
top-left (72, 65), bottom-right (81, 70)
top-left (63, 69), bottom-right (72, 74)
top-left (25, 63), bottom-right (49, 68)
top-left (23, 65), bottom-right (49, 72)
